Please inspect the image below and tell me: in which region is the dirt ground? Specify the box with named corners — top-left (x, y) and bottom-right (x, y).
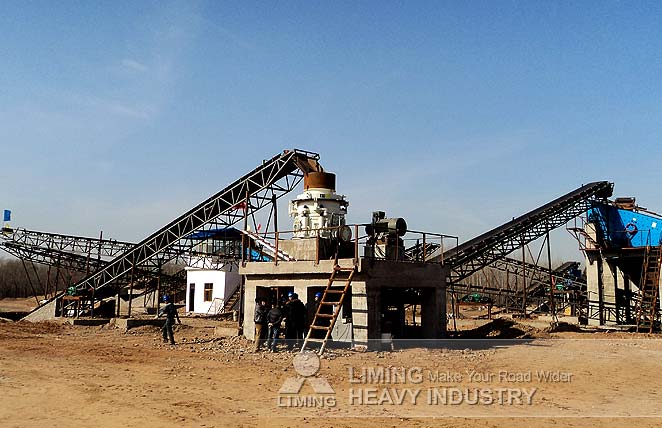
top-left (0, 296), bottom-right (42, 313)
top-left (1, 310), bottom-right (662, 427)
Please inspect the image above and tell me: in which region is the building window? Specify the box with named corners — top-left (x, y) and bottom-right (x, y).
top-left (204, 283), bottom-right (214, 302)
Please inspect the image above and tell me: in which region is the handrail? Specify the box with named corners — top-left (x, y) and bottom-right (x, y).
top-left (241, 223), bottom-right (457, 265)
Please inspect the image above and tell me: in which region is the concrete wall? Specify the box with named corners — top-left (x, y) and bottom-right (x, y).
top-left (279, 238), bottom-right (318, 261)
top-left (359, 260), bottom-right (447, 341)
top-left (241, 258), bottom-right (447, 348)
top-left (22, 299), bottom-right (57, 322)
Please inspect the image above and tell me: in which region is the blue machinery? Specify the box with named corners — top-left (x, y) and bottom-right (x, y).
top-left (588, 202), bottom-right (662, 249)
top-left (581, 202), bottom-right (662, 331)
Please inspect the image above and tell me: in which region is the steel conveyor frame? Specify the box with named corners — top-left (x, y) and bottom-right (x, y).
top-left (442, 181), bottom-right (613, 283)
top-left (24, 149), bottom-right (321, 315)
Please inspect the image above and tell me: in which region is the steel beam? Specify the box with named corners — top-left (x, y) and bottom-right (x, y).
top-left (29, 149), bottom-right (319, 306)
top-left (439, 181), bottom-right (613, 283)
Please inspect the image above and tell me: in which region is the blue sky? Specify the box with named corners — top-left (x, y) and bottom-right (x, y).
top-left (2, 1), bottom-right (662, 263)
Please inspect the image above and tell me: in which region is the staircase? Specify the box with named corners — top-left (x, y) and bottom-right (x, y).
top-left (301, 264), bottom-right (356, 355)
top-left (635, 245), bottom-right (662, 333)
top-left (404, 242), bottom-right (440, 262)
top-left (241, 230), bottom-right (295, 261)
top-left (567, 227), bottom-right (600, 250)
top-left (222, 284), bottom-right (242, 313)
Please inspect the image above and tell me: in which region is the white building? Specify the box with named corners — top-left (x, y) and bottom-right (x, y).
top-left (185, 263), bottom-right (241, 315)
top-left (184, 228), bottom-right (243, 315)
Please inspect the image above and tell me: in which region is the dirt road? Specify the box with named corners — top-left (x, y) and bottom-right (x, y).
top-left (1, 318), bottom-right (661, 427)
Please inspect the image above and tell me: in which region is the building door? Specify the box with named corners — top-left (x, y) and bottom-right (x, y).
top-left (189, 283), bottom-right (195, 312)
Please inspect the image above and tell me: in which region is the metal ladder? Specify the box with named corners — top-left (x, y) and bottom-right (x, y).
top-left (301, 264), bottom-right (356, 355)
top-left (635, 245), bottom-right (662, 333)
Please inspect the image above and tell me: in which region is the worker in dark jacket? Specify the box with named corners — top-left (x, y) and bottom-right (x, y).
top-left (306, 292), bottom-right (322, 322)
top-left (158, 295), bottom-right (181, 345)
top-left (266, 302), bottom-right (284, 352)
top-left (306, 292), bottom-right (323, 338)
top-left (284, 292), bottom-right (307, 350)
top-left (253, 297), bottom-right (270, 352)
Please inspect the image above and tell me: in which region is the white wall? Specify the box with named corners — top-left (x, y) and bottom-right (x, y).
top-left (185, 266), bottom-right (241, 314)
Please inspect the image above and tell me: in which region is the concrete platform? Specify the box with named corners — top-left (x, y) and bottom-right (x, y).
top-left (113, 318), bottom-right (164, 330)
top-left (22, 299), bottom-right (57, 322)
top-left (66, 318), bottom-right (111, 326)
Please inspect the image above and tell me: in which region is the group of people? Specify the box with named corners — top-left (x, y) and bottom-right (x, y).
top-left (253, 291), bottom-right (322, 352)
top-left (155, 291), bottom-right (325, 351)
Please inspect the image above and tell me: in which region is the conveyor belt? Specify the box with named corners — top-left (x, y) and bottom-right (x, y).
top-left (440, 181), bottom-right (613, 283)
top-left (24, 149), bottom-right (320, 316)
top-left (0, 241), bottom-right (183, 286)
top-left (1, 228), bottom-right (134, 259)
top-left (1, 227), bottom-right (241, 274)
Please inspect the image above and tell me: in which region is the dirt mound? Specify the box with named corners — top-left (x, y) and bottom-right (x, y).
top-left (0, 320), bottom-right (72, 341)
top-left (458, 317), bottom-right (549, 339)
top-left (127, 325), bottom-right (162, 334)
top-left (546, 321), bottom-right (583, 333)
top-left (14, 320), bottom-right (71, 334)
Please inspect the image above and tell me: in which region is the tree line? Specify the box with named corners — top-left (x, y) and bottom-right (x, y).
top-left (0, 257), bottom-right (84, 301)
top-left (0, 255), bottom-right (186, 302)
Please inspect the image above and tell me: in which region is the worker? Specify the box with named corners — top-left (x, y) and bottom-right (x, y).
top-left (306, 292), bottom-right (327, 339)
top-left (284, 292), bottom-right (307, 351)
top-left (266, 301), bottom-right (284, 352)
top-left (157, 295), bottom-right (181, 345)
top-left (307, 292), bottom-right (322, 318)
top-left (253, 297), bottom-right (270, 352)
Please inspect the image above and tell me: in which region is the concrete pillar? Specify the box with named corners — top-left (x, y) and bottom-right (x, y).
top-left (438, 284), bottom-right (447, 338)
top-left (243, 281), bottom-right (257, 341)
top-left (421, 288), bottom-right (436, 339)
top-left (602, 260), bottom-right (617, 324)
top-left (583, 223), bottom-right (602, 325)
top-left (367, 286), bottom-right (381, 347)
top-left (613, 265), bottom-right (634, 324)
top-left (420, 285), bottom-right (446, 339)
top-left (350, 280), bottom-right (368, 348)
top-left (585, 251), bottom-right (601, 326)
top-left (294, 285), bottom-right (308, 303)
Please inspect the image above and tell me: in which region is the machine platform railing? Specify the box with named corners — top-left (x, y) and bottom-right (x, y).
top-left (240, 224), bottom-right (458, 266)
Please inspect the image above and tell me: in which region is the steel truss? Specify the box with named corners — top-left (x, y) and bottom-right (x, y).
top-left (25, 149), bottom-right (320, 311)
top-left (442, 181), bottom-right (613, 283)
top-left (464, 257), bottom-right (584, 294)
top-left (0, 226), bottom-right (243, 275)
top-left (1, 228), bottom-right (134, 259)
top-left (0, 241), bottom-right (184, 285)
top-left (1, 241), bottom-right (108, 273)
top-left (453, 255), bottom-right (585, 308)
